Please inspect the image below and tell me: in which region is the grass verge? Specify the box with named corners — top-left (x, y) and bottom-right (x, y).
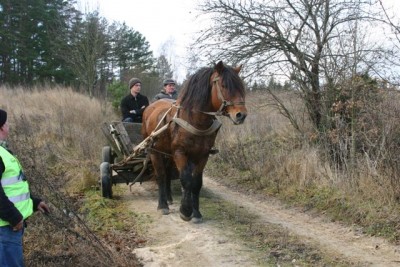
top-left (80, 185), bottom-right (150, 256)
top-left (198, 186), bottom-right (354, 266)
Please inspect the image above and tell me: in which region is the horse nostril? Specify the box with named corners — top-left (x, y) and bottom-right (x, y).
top-left (236, 112), bottom-right (247, 122)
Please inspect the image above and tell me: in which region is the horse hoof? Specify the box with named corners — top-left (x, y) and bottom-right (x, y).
top-left (192, 217), bottom-right (203, 224)
top-left (158, 208), bottom-right (170, 215)
top-left (179, 212), bottom-right (192, 221)
top-left (209, 148), bottom-right (219, 155)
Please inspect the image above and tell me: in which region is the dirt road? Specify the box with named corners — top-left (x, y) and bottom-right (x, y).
top-left (125, 177), bottom-right (400, 266)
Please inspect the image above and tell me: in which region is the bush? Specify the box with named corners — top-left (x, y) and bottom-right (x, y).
top-left (107, 81), bottom-right (128, 109)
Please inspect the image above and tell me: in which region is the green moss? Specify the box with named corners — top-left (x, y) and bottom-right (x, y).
top-left (80, 187), bottom-right (149, 235)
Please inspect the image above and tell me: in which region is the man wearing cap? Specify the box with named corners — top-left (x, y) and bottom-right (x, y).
top-left (153, 79), bottom-right (178, 102)
top-left (0, 109), bottom-right (50, 266)
top-left (120, 78), bottom-right (150, 123)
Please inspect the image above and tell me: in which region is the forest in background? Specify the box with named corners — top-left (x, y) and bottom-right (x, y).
top-left (0, 0), bottom-right (176, 98)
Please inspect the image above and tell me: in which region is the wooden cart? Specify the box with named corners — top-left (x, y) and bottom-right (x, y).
top-left (99, 122), bottom-right (154, 198)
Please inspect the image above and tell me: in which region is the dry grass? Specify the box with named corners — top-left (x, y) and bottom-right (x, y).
top-left (207, 89), bottom-right (400, 243)
top-left (2, 84), bottom-right (400, 265)
top-left (0, 86), bottom-right (141, 266)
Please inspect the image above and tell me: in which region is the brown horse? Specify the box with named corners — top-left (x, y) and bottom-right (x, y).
top-left (141, 61), bottom-right (247, 223)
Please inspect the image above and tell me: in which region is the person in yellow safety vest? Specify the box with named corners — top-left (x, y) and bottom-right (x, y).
top-left (0, 109), bottom-right (50, 267)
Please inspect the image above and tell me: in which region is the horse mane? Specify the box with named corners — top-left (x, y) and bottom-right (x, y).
top-left (178, 64), bottom-right (246, 112)
top-left (179, 67), bottom-right (213, 111)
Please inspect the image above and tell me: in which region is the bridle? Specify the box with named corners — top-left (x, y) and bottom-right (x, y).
top-left (202, 76), bottom-right (246, 117)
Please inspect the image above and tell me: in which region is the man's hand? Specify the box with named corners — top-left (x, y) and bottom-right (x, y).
top-left (12, 220), bottom-right (23, 231)
top-left (37, 201), bottom-right (50, 214)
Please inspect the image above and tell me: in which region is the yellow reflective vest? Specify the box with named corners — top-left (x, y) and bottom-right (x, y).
top-left (0, 146), bottom-right (33, 226)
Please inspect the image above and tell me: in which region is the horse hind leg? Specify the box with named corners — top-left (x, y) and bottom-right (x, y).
top-left (151, 154), bottom-right (170, 215)
top-left (166, 176), bottom-right (173, 205)
top-left (157, 175), bottom-right (170, 215)
top-left (165, 159), bottom-right (176, 205)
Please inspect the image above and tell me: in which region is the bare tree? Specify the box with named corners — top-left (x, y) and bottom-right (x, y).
top-left (195, 0), bottom-right (388, 131)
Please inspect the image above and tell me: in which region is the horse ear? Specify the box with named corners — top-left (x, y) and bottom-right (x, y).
top-left (233, 64), bottom-right (242, 74)
top-left (215, 61), bottom-right (224, 74)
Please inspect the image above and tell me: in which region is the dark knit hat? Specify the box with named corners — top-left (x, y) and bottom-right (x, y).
top-left (129, 78), bottom-right (141, 89)
top-left (0, 109), bottom-right (7, 127)
top-left (163, 79), bottom-right (176, 86)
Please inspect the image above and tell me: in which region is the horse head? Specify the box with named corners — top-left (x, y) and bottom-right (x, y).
top-left (210, 61), bottom-right (247, 125)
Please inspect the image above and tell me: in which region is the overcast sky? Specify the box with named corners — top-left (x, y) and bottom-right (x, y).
top-left (77, 0), bottom-right (204, 81)
top-left (78, 0), bottom-right (203, 81)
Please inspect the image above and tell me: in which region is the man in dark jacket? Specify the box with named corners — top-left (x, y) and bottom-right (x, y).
top-left (153, 79), bottom-right (178, 102)
top-left (120, 78), bottom-right (150, 123)
top-left (0, 109), bottom-right (50, 267)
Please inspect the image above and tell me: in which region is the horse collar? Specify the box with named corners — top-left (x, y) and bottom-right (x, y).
top-left (172, 117), bottom-right (222, 136)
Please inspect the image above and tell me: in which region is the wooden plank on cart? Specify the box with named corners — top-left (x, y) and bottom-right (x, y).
top-left (101, 122), bottom-right (124, 158)
top-left (113, 122), bottom-right (133, 155)
top-left (121, 122), bottom-right (143, 145)
top-left (101, 121), bottom-right (143, 157)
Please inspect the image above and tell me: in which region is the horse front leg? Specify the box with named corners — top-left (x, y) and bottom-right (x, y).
top-left (191, 159), bottom-right (208, 223)
top-left (150, 153), bottom-right (169, 215)
top-left (191, 171), bottom-right (203, 223)
top-left (179, 162), bottom-right (194, 221)
top-left (173, 151), bottom-right (194, 221)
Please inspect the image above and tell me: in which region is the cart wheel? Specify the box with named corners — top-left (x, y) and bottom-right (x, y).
top-left (100, 162), bottom-right (112, 198)
top-left (102, 146), bottom-right (112, 163)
